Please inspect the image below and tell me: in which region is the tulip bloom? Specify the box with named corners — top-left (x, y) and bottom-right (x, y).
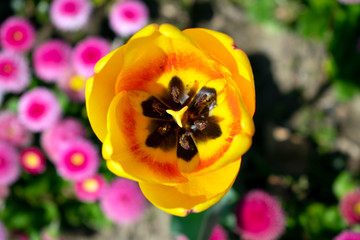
top-left (86, 24), bottom-right (255, 216)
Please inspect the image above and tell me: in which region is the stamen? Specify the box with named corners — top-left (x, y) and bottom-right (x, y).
top-left (194, 120), bottom-right (207, 131)
top-left (157, 122), bottom-right (171, 135)
top-left (152, 102), bottom-right (165, 116)
top-left (171, 86), bottom-right (180, 103)
top-left (179, 133), bottom-right (190, 150)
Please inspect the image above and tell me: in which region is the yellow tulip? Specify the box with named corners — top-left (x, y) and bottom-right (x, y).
top-left (86, 24), bottom-right (255, 216)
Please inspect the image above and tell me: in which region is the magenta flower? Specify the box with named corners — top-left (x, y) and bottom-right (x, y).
top-left (0, 51), bottom-right (30, 93)
top-left (0, 141), bottom-right (20, 186)
top-left (58, 72), bottom-right (87, 102)
top-left (55, 139), bottom-right (99, 181)
top-left (210, 224), bottom-right (228, 240)
top-left (41, 118), bottom-right (86, 163)
top-left (0, 16), bottom-right (35, 52)
top-left (74, 174), bottom-right (107, 202)
top-left (0, 220), bottom-right (8, 240)
top-left (339, 188), bottom-right (360, 225)
top-left (236, 190), bottom-right (286, 240)
top-left (50, 0), bottom-right (92, 32)
top-left (18, 88), bottom-right (62, 132)
top-left (33, 40), bottom-right (72, 82)
top-left (109, 0), bottom-right (149, 37)
top-left (334, 230), bottom-right (360, 240)
top-left (20, 147), bottom-right (46, 175)
top-left (0, 111), bottom-right (32, 147)
top-left (72, 37), bottom-right (110, 78)
top-left (100, 178), bottom-right (147, 225)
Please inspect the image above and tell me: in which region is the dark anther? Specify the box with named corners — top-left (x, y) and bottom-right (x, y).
top-left (194, 120), bottom-right (207, 131)
top-left (152, 102), bottom-right (165, 116)
top-left (157, 122), bottom-right (171, 135)
top-left (179, 133), bottom-right (190, 150)
top-left (194, 94), bottom-right (207, 108)
top-left (171, 86), bottom-right (180, 103)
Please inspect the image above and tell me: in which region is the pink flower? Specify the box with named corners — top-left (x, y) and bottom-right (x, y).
top-left (0, 141), bottom-right (20, 186)
top-left (74, 174), bottom-right (107, 202)
top-left (0, 16), bottom-right (35, 52)
top-left (210, 224), bottom-right (228, 240)
top-left (0, 111), bottom-right (32, 147)
top-left (20, 147), bottom-right (46, 174)
top-left (41, 118), bottom-right (86, 163)
top-left (18, 88), bottom-right (62, 132)
top-left (50, 0), bottom-right (92, 31)
top-left (0, 220), bottom-right (8, 240)
top-left (236, 190), bottom-right (286, 240)
top-left (176, 235), bottom-right (189, 240)
top-left (339, 188), bottom-right (360, 225)
top-left (109, 0), bottom-right (149, 37)
top-left (33, 40), bottom-right (72, 82)
top-left (58, 72), bottom-right (87, 102)
top-left (55, 139), bottom-right (99, 181)
top-left (334, 230), bottom-right (360, 240)
top-left (72, 37), bottom-right (110, 78)
top-left (100, 178), bottom-right (147, 225)
top-left (0, 51), bottom-right (30, 93)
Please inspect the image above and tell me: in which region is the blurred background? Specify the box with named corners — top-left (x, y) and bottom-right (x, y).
top-left (0, 0), bottom-right (360, 239)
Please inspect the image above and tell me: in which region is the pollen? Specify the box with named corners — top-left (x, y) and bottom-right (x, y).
top-left (354, 202), bottom-right (360, 216)
top-left (24, 152), bottom-right (40, 168)
top-left (70, 75), bottom-right (86, 91)
top-left (82, 178), bottom-right (99, 192)
top-left (13, 30), bottom-right (24, 41)
top-left (71, 153), bottom-right (85, 166)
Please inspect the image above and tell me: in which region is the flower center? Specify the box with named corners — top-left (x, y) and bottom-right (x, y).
top-left (354, 202), bottom-right (360, 216)
top-left (71, 153), bottom-right (85, 166)
top-left (82, 178), bottom-right (99, 193)
top-left (24, 152), bottom-right (40, 168)
top-left (13, 30), bottom-right (24, 41)
top-left (141, 76), bottom-right (222, 163)
top-left (69, 75), bottom-right (85, 91)
top-left (2, 63), bottom-right (13, 74)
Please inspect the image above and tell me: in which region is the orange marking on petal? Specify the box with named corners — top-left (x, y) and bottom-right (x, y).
top-left (120, 97), bottom-right (183, 179)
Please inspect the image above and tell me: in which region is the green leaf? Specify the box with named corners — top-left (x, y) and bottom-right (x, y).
top-left (332, 171), bottom-right (358, 200)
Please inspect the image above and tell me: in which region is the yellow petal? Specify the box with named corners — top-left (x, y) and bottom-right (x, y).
top-left (183, 28), bottom-right (255, 117)
top-left (85, 47), bottom-right (124, 141)
top-left (139, 159), bottom-right (241, 216)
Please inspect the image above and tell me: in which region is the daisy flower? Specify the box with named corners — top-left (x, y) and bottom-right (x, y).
top-left (18, 87), bottom-right (62, 132)
top-left (0, 51), bottom-right (30, 93)
top-left (109, 0), bottom-right (149, 37)
top-left (74, 174), bottom-right (107, 202)
top-left (72, 37), bottom-right (110, 78)
top-left (55, 139), bottom-right (99, 181)
top-left (0, 141), bottom-right (20, 186)
top-left (0, 111), bottom-right (32, 147)
top-left (100, 178), bottom-right (147, 224)
top-left (41, 118), bottom-right (86, 162)
top-left (33, 39), bottom-right (72, 82)
top-left (339, 188), bottom-right (360, 225)
top-left (236, 190), bottom-right (286, 240)
top-left (0, 16), bottom-right (35, 52)
top-left (50, 0), bottom-right (92, 31)
top-left (20, 147), bottom-right (46, 174)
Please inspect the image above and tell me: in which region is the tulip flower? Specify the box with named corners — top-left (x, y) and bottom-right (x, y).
top-left (86, 24), bottom-right (255, 216)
